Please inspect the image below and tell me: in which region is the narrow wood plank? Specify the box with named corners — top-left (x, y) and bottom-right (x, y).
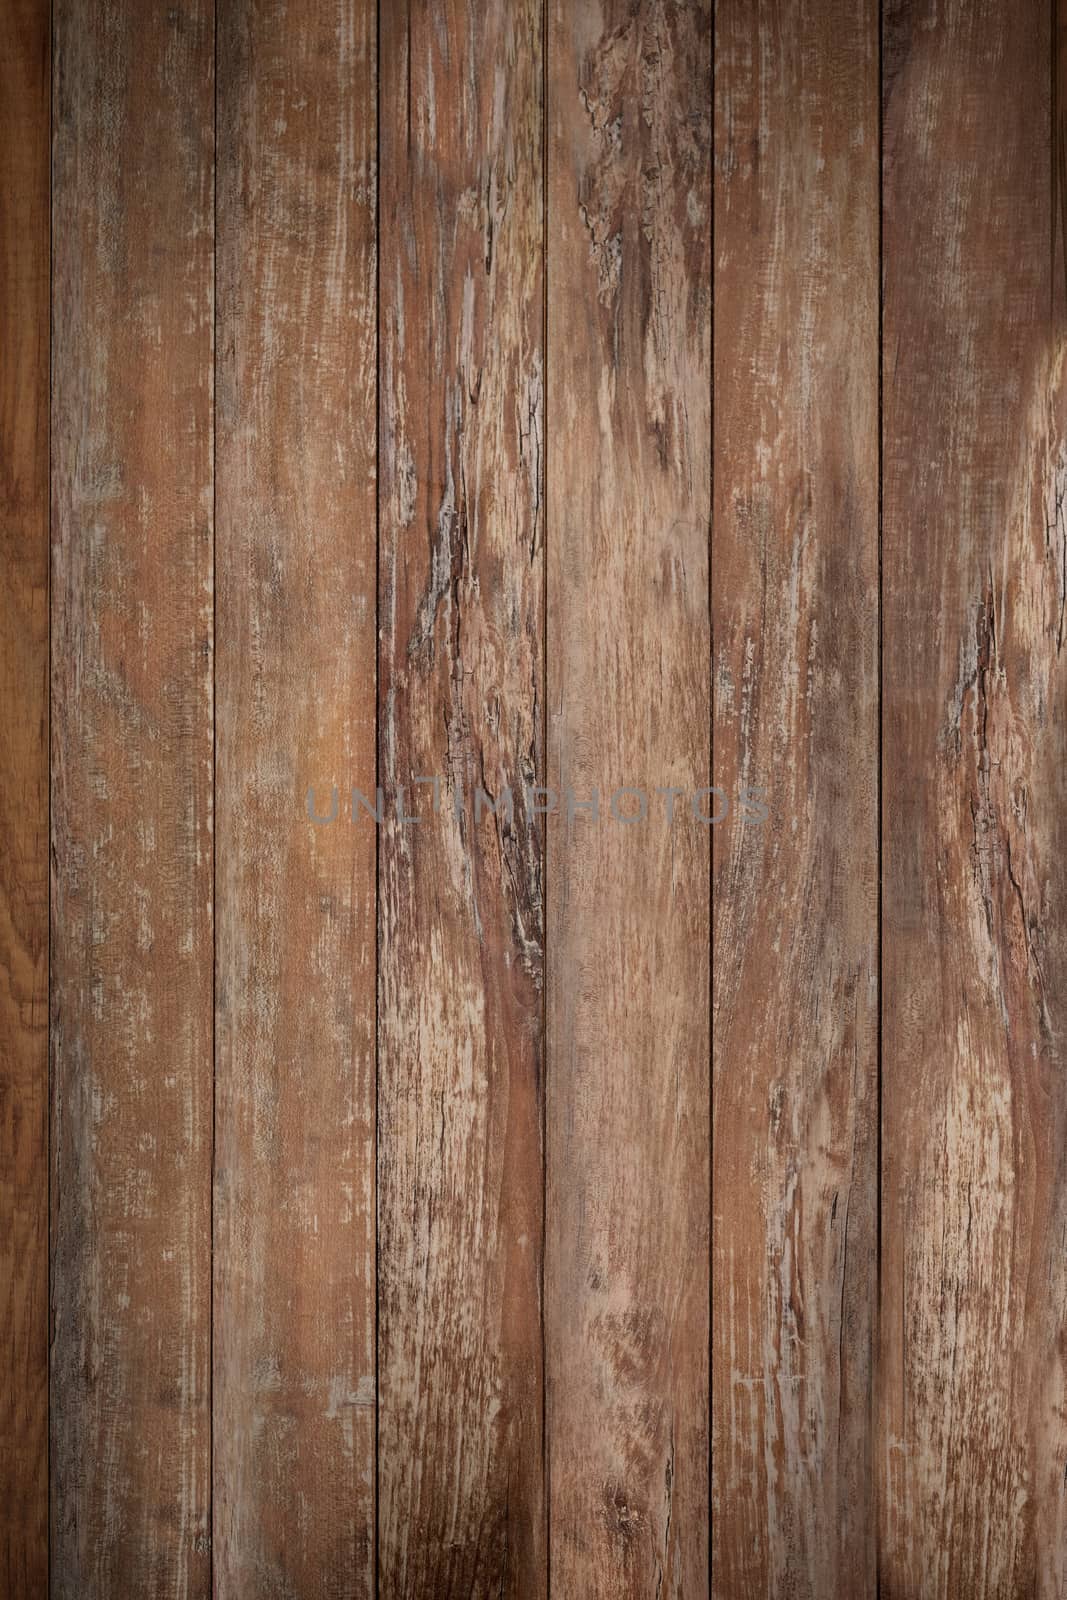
top-left (50, 0), bottom-right (214, 1592)
top-left (377, 1), bottom-right (545, 1592)
top-left (881, 3), bottom-right (1067, 1593)
top-left (710, 2), bottom-right (879, 1594)
top-left (213, 1), bottom-right (377, 1593)
top-left (545, 5), bottom-right (712, 1594)
top-left (0, 0), bottom-right (49, 1590)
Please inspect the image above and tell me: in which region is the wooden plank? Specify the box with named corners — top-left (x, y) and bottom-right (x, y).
top-left (377, 1), bottom-right (545, 1592)
top-left (880, 2), bottom-right (1067, 1593)
top-left (0, 0), bottom-right (49, 1590)
top-left (213, 1), bottom-right (377, 1593)
top-left (545, 4), bottom-right (712, 1594)
top-left (49, 0), bottom-right (214, 1592)
top-left (710, 3), bottom-right (880, 1595)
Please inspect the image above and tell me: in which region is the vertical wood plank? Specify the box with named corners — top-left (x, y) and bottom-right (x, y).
top-left (545, 4), bottom-right (712, 1594)
top-left (710, 2), bottom-right (880, 1594)
top-left (50, 0), bottom-right (214, 1592)
top-left (213, 0), bottom-right (377, 1593)
top-left (0, 0), bottom-right (49, 1590)
top-left (377, 1), bottom-right (545, 1593)
top-left (881, 3), bottom-right (1067, 1593)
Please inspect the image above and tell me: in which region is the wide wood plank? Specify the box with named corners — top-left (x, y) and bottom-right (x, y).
top-left (377, 1), bottom-right (545, 1592)
top-left (50, 0), bottom-right (214, 1592)
top-left (545, 4), bottom-right (712, 1594)
top-left (880, 3), bottom-right (1067, 1593)
top-left (0, 0), bottom-right (49, 1591)
top-left (710, 2), bottom-right (880, 1594)
top-left (213, 1), bottom-right (377, 1593)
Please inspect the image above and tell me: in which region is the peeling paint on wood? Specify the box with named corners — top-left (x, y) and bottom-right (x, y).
top-left (213, 0), bottom-right (377, 1594)
top-left (50, 0), bottom-right (214, 1593)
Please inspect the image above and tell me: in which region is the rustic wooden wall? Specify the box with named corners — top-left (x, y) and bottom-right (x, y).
top-left (214, 0), bottom-right (378, 1593)
top-left (1, 0), bottom-right (1065, 1595)
top-left (546, 6), bottom-right (711, 1595)
top-left (712, 0), bottom-right (880, 1593)
top-left (0, 0), bottom-right (49, 1593)
top-left (881, 1), bottom-right (1067, 1594)
top-left (50, 0), bottom-right (214, 1593)
top-left (377, 1), bottom-right (545, 1593)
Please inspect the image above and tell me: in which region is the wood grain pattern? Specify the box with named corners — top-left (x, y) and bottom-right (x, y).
top-left (377, 1), bottom-right (545, 1593)
top-left (213, 1), bottom-right (377, 1593)
top-left (710, 2), bottom-right (880, 1594)
top-left (30, 9), bottom-right (1067, 1595)
top-left (545, 4), bottom-right (712, 1594)
top-left (880, 2), bottom-right (1067, 1594)
top-left (49, 0), bottom-right (214, 1593)
top-left (0, 0), bottom-right (49, 1591)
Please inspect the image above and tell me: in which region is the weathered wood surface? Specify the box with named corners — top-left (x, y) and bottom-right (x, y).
top-left (50, 0), bottom-right (214, 1592)
top-left (377, 1), bottom-right (546, 1594)
top-left (0, 0), bottom-right (49, 1591)
top-left (213, 1), bottom-right (378, 1594)
top-left (880, 2), bottom-right (1067, 1594)
top-left (545, 4), bottom-right (712, 1594)
top-left (27, 5), bottom-right (1067, 1595)
top-left (711, 1), bottom-right (880, 1594)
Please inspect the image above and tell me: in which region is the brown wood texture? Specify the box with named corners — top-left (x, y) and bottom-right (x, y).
top-left (545, 4), bottom-right (712, 1595)
top-left (0, 0), bottom-right (49, 1591)
top-left (49, 0), bottom-right (215, 1594)
top-left (880, 1), bottom-right (1067, 1595)
top-left (376, 1), bottom-right (546, 1595)
top-left (711, 1), bottom-right (880, 1594)
top-left (21, 3), bottom-right (1067, 1595)
top-left (213, 1), bottom-right (378, 1594)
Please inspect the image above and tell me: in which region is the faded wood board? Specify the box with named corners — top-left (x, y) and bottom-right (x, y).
top-left (213, 0), bottom-right (377, 1593)
top-left (49, 0), bottom-right (214, 1593)
top-left (545, 4), bottom-right (712, 1594)
top-left (376, 0), bottom-right (546, 1593)
top-left (880, 2), bottom-right (1067, 1594)
top-left (28, 7), bottom-right (1067, 1595)
top-left (0, 0), bottom-right (49, 1591)
top-left (710, 1), bottom-right (880, 1594)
